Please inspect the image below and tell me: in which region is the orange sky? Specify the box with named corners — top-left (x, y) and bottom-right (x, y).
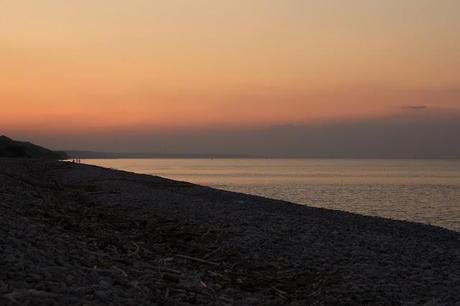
top-left (1, 0), bottom-right (459, 133)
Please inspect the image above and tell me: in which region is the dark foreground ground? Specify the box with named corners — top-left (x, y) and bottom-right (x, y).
top-left (0, 159), bottom-right (459, 305)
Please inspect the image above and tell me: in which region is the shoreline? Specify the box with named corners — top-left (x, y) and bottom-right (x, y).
top-left (77, 158), bottom-right (460, 233)
top-left (1, 159), bottom-right (459, 305)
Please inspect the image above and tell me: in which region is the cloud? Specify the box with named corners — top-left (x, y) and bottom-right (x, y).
top-left (8, 108), bottom-right (460, 159)
top-left (403, 105), bottom-right (428, 111)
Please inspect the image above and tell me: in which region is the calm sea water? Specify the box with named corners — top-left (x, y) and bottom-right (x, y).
top-left (83, 159), bottom-right (460, 232)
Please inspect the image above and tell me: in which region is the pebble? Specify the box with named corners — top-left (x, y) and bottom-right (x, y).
top-left (94, 290), bottom-right (111, 300)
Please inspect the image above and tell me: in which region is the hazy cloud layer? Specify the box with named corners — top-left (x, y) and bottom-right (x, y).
top-left (5, 109), bottom-right (460, 159)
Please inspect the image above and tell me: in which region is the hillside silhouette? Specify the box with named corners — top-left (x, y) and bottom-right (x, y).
top-left (0, 136), bottom-right (68, 159)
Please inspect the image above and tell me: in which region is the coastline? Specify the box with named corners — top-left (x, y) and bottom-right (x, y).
top-left (1, 159), bottom-right (459, 305)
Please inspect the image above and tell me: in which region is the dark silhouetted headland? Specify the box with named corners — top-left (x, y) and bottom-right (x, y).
top-left (0, 136), bottom-right (68, 160)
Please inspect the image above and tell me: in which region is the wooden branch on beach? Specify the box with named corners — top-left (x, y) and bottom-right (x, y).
top-left (176, 255), bottom-right (220, 266)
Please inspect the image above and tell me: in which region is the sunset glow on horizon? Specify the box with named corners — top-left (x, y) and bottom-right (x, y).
top-left (1, 0), bottom-right (460, 136)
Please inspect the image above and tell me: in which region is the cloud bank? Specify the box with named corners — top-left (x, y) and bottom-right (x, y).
top-left (5, 108), bottom-right (460, 159)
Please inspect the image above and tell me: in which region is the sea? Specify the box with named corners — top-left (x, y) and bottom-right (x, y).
top-left (82, 159), bottom-right (460, 232)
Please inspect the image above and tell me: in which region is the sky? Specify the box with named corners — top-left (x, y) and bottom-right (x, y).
top-left (1, 1), bottom-right (460, 156)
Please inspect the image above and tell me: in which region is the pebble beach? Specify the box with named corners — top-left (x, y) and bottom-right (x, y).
top-left (1, 159), bottom-right (459, 305)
